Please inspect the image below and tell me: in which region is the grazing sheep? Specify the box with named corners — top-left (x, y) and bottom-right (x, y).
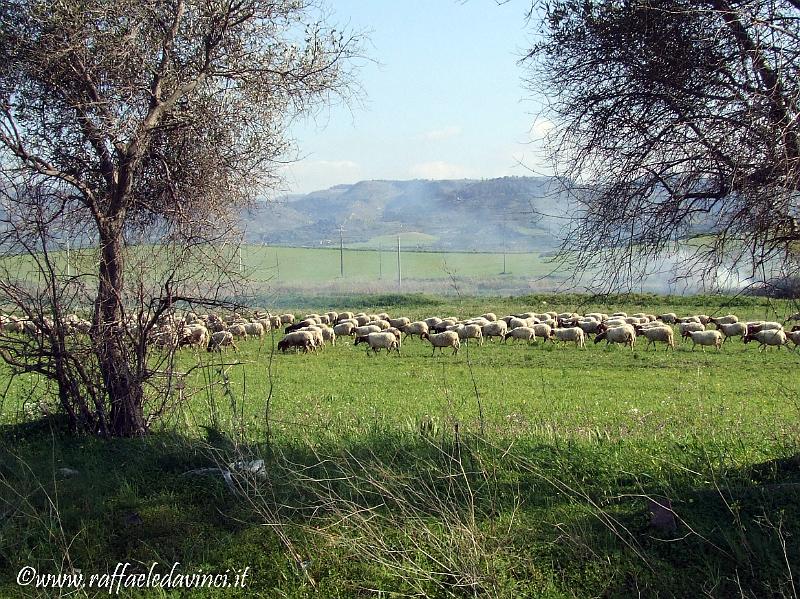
top-left (682, 330), bottom-right (723, 351)
top-left (298, 326), bottom-right (325, 349)
top-left (710, 315), bottom-right (739, 326)
top-left (508, 317), bottom-right (529, 330)
top-left (677, 322), bottom-right (705, 340)
top-left (594, 324), bottom-right (635, 349)
top-left (746, 321), bottom-right (784, 335)
top-left (577, 319), bottom-right (602, 336)
top-left (208, 330), bottom-right (238, 352)
top-left (503, 327), bottom-right (536, 344)
top-left (635, 324), bottom-right (674, 350)
top-left (355, 315), bottom-right (371, 326)
top-left (743, 329), bottom-right (787, 351)
top-left (279, 314), bottom-right (295, 325)
top-left (716, 322), bottom-right (747, 343)
top-left (368, 319), bottom-right (391, 330)
top-left (244, 322), bottom-right (265, 338)
top-left (354, 331), bottom-right (399, 354)
top-left (786, 330), bottom-right (800, 349)
top-left (456, 323), bottom-right (484, 345)
top-left (389, 317), bottom-right (411, 329)
top-left (179, 324), bottom-right (210, 349)
top-left (531, 322), bottom-right (552, 341)
top-left (421, 331), bottom-right (460, 355)
top-left (354, 325), bottom-right (382, 337)
top-left (333, 322), bottom-right (357, 337)
top-left (285, 318), bottom-right (317, 334)
top-left (481, 312), bottom-right (498, 322)
top-left (277, 331), bottom-right (316, 353)
top-left (402, 321), bottom-right (429, 339)
top-left (337, 312), bottom-right (354, 323)
top-left (550, 327), bottom-right (586, 348)
top-left (424, 317), bottom-right (443, 329)
top-left (482, 321), bottom-right (508, 342)
top-left (227, 323), bottom-right (248, 339)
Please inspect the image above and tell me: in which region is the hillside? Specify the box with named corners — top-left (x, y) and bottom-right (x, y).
top-left (244, 176), bottom-right (573, 251)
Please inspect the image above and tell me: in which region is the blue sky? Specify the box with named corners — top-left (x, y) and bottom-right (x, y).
top-left (281, 0), bottom-right (552, 194)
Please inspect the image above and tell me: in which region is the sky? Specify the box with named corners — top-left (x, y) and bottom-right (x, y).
top-left (281, 0), bottom-right (552, 194)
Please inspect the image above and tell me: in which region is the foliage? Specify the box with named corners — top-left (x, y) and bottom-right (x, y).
top-left (526, 0), bottom-right (800, 291)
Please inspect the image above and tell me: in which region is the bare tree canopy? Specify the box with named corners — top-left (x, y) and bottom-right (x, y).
top-left (526, 0), bottom-right (800, 291)
top-left (0, 0), bottom-right (363, 436)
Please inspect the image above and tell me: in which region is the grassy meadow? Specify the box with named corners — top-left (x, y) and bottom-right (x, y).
top-left (0, 292), bottom-right (799, 597)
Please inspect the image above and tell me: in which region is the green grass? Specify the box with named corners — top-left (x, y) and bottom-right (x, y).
top-left (0, 293), bottom-right (799, 597)
top-left (243, 245), bottom-right (556, 284)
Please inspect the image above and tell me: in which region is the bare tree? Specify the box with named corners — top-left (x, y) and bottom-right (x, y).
top-left (525, 0), bottom-right (800, 292)
top-left (0, 0), bottom-right (363, 435)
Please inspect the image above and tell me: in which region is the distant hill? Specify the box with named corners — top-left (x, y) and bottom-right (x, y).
top-left (243, 177), bottom-right (574, 252)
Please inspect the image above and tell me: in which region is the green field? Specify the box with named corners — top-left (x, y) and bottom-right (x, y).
top-left (244, 245), bottom-right (557, 284)
top-left (1, 293), bottom-right (799, 597)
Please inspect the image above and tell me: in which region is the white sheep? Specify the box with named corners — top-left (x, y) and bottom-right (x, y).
top-left (389, 317), bottom-right (411, 329)
top-left (508, 317), bottom-right (529, 329)
top-left (457, 323), bottom-right (484, 345)
top-left (333, 322), bottom-right (356, 337)
top-left (402, 321), bottom-right (429, 339)
top-left (716, 322), bottom-right (747, 343)
top-left (354, 331), bottom-right (400, 354)
top-left (550, 327), bottom-right (586, 348)
top-left (227, 323), bottom-right (248, 339)
top-left (421, 331), bottom-right (460, 355)
top-left (208, 330), bottom-right (238, 352)
top-left (354, 325), bottom-right (382, 337)
top-left (279, 313), bottom-right (295, 325)
top-left (594, 324), bottom-right (635, 349)
top-left (743, 329), bottom-right (787, 351)
top-left (503, 326), bottom-right (536, 344)
top-left (481, 312), bottom-right (497, 322)
top-left (677, 322), bottom-right (705, 340)
top-left (683, 330), bottom-right (723, 351)
top-left (635, 325), bottom-right (674, 350)
top-left (244, 322), bottom-right (265, 338)
top-left (481, 321), bottom-right (508, 342)
top-left (531, 323), bottom-right (552, 341)
top-left (710, 314), bottom-right (738, 326)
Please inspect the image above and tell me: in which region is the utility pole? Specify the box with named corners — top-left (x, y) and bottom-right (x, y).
top-left (339, 225), bottom-right (345, 278)
top-left (501, 213), bottom-right (508, 275)
top-left (238, 245), bottom-right (243, 274)
top-left (397, 234), bottom-right (402, 287)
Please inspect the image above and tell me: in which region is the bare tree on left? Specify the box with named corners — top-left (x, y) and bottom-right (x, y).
top-left (0, 0), bottom-right (363, 436)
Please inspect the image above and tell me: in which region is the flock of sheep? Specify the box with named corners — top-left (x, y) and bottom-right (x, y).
top-left (160, 308), bottom-right (800, 356)
top-left (3, 308), bottom-right (798, 357)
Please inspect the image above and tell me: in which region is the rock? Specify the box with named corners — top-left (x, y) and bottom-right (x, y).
top-left (123, 512), bottom-right (143, 527)
top-left (648, 497), bottom-right (677, 533)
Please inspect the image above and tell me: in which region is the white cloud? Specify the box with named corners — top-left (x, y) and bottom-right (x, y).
top-left (419, 126), bottom-right (462, 141)
top-left (408, 161), bottom-right (471, 180)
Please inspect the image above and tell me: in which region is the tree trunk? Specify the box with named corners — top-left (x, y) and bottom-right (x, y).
top-left (93, 221), bottom-right (146, 436)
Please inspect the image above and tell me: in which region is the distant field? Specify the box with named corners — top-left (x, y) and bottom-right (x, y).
top-left (243, 245), bottom-right (556, 284)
